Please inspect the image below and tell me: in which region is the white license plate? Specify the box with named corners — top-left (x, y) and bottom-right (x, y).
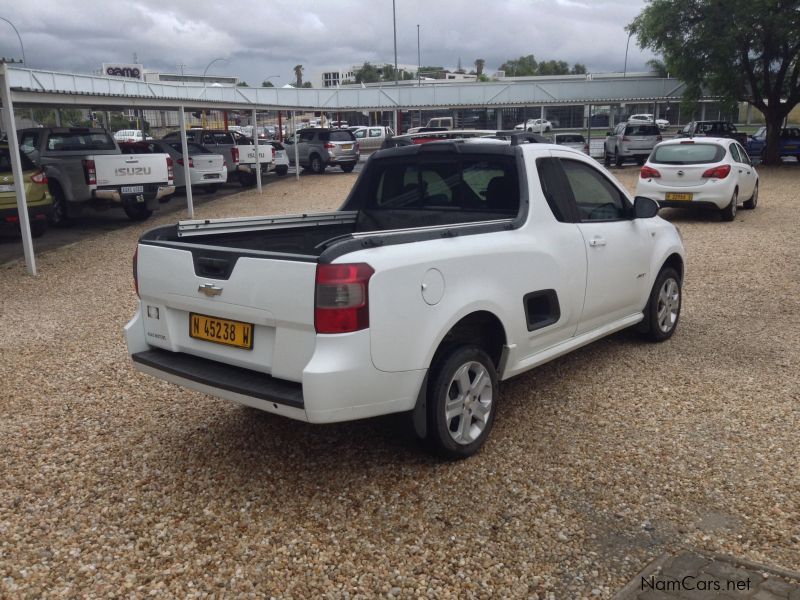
top-left (0, 184), bottom-right (15, 193)
top-left (203, 174), bottom-right (219, 179)
top-left (121, 185), bottom-right (144, 194)
top-left (341, 144), bottom-right (353, 150)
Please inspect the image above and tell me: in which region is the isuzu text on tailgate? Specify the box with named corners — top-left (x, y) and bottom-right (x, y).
top-left (126, 134), bottom-right (685, 458)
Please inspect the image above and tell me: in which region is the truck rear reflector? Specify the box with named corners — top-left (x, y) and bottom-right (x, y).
top-left (315, 263), bottom-right (374, 333)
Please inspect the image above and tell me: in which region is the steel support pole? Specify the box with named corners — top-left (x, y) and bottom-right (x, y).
top-left (177, 106), bottom-right (194, 218)
top-left (293, 111), bottom-right (300, 181)
top-left (0, 66), bottom-right (36, 275)
top-left (252, 109), bottom-right (262, 194)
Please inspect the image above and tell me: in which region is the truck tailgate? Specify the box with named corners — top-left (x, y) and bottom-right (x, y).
top-left (95, 153), bottom-right (170, 186)
top-left (135, 243), bottom-right (317, 382)
top-left (238, 144), bottom-right (274, 165)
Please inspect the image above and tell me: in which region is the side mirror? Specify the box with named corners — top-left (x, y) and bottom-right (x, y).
top-left (633, 196), bottom-right (660, 219)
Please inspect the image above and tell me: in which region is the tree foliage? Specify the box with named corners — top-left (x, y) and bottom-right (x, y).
top-left (293, 65), bottom-right (304, 88)
top-left (261, 80), bottom-right (275, 87)
top-left (354, 62), bottom-right (415, 83)
top-left (236, 81), bottom-right (249, 87)
top-left (475, 58), bottom-right (486, 77)
top-left (629, 0), bottom-right (800, 165)
top-left (499, 54), bottom-right (588, 77)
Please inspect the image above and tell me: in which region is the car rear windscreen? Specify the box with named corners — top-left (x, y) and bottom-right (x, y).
top-left (651, 143), bottom-right (726, 165)
top-left (625, 125), bottom-right (660, 136)
top-left (0, 146), bottom-right (36, 171)
top-left (329, 131), bottom-right (355, 142)
top-left (557, 135), bottom-right (585, 143)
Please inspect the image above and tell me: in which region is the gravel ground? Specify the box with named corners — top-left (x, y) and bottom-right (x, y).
top-left (1, 166), bottom-right (798, 598)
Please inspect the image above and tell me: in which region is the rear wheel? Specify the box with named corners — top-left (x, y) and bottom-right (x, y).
top-left (275, 165), bottom-right (288, 176)
top-left (310, 154), bottom-right (325, 174)
top-left (720, 189), bottom-right (738, 221)
top-left (426, 345), bottom-right (498, 459)
top-left (238, 172), bottom-right (256, 187)
top-left (48, 185), bottom-right (70, 227)
top-left (205, 183), bottom-right (220, 194)
top-left (30, 220), bottom-right (48, 238)
top-left (640, 267), bottom-right (682, 342)
top-left (341, 163), bottom-right (355, 173)
top-left (122, 200), bottom-right (153, 221)
top-left (743, 182), bottom-right (758, 209)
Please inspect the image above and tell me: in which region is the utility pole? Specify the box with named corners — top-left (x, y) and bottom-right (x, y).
top-left (392, 0), bottom-right (398, 86)
top-left (417, 24), bottom-right (421, 86)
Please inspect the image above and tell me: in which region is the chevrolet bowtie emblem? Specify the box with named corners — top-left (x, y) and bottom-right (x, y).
top-left (198, 283), bottom-right (223, 297)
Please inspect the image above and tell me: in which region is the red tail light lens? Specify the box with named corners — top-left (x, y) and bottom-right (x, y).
top-left (82, 159), bottom-right (96, 185)
top-left (324, 142), bottom-right (335, 149)
top-left (133, 246), bottom-right (140, 298)
top-left (30, 170), bottom-right (48, 184)
top-left (315, 263), bottom-right (374, 334)
top-left (231, 147), bottom-right (239, 164)
top-left (166, 157), bottom-right (174, 181)
top-left (640, 165), bottom-right (661, 178)
top-left (176, 157), bottom-right (194, 168)
top-left (701, 164), bottom-right (731, 179)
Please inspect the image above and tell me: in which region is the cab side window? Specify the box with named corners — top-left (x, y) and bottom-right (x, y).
top-left (560, 159), bottom-right (629, 221)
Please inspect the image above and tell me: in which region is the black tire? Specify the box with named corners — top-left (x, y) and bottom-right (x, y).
top-left (309, 154), bottom-right (325, 174)
top-left (636, 156), bottom-right (645, 166)
top-left (426, 345), bottom-right (498, 459)
top-left (239, 172), bottom-right (256, 187)
top-left (640, 267), bottom-right (682, 342)
top-left (275, 165), bottom-right (288, 176)
top-left (720, 188), bottom-right (738, 221)
top-left (122, 201), bottom-right (153, 221)
top-left (743, 181), bottom-right (758, 209)
top-left (205, 183), bottom-right (220, 194)
top-left (48, 184), bottom-right (70, 227)
top-left (545, 126), bottom-right (551, 132)
top-left (527, 127), bottom-right (533, 133)
top-left (30, 219), bottom-right (47, 238)
top-left (341, 163), bottom-right (355, 173)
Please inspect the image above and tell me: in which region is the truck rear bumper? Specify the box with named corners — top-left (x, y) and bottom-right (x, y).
top-left (125, 309), bottom-right (425, 424)
top-left (94, 185), bottom-right (175, 203)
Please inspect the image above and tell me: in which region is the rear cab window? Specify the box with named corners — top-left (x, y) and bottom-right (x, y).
top-left (45, 131), bottom-right (116, 152)
top-left (625, 124), bottom-right (660, 136)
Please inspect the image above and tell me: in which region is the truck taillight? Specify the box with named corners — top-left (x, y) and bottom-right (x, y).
top-left (166, 157), bottom-right (174, 181)
top-left (315, 263), bottom-right (374, 334)
top-left (82, 159), bottom-right (96, 185)
top-left (133, 246), bottom-right (140, 298)
top-left (231, 147), bottom-right (239, 164)
top-left (29, 170), bottom-right (48, 184)
top-left (702, 164), bottom-right (731, 179)
top-left (324, 142), bottom-right (335, 149)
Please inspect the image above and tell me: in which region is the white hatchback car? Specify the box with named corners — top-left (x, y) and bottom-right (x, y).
top-left (636, 138), bottom-right (758, 221)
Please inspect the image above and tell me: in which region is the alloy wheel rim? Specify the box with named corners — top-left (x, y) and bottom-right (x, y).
top-left (445, 361), bottom-right (493, 445)
top-left (656, 278), bottom-right (680, 333)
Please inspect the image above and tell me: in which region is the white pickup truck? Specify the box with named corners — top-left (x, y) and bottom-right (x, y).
top-left (18, 127), bottom-right (175, 222)
top-left (125, 134), bottom-right (685, 458)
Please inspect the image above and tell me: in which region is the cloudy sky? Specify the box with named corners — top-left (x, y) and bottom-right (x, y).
top-left (0, 0), bottom-right (655, 85)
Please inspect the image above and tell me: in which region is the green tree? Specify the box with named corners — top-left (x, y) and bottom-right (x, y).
top-left (645, 58), bottom-right (668, 77)
top-left (236, 81), bottom-right (249, 87)
top-left (629, 0), bottom-right (800, 165)
top-left (499, 54), bottom-right (538, 77)
top-left (571, 63), bottom-right (587, 75)
top-left (355, 62), bottom-right (381, 83)
top-left (261, 80), bottom-right (275, 87)
top-left (293, 65), bottom-right (304, 88)
top-left (301, 82), bottom-right (313, 88)
top-left (475, 58), bottom-right (486, 77)
top-left (60, 109), bottom-right (89, 127)
top-left (418, 65), bottom-right (446, 79)
top-left (537, 60), bottom-right (570, 76)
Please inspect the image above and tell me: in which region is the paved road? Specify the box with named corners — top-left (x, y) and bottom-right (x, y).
top-left (0, 161), bottom-right (366, 266)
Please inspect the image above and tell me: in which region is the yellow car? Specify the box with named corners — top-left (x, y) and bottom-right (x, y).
top-left (0, 143), bottom-right (52, 237)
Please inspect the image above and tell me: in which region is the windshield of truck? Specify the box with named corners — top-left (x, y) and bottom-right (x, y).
top-left (168, 142), bottom-right (211, 155)
top-left (364, 157), bottom-right (519, 214)
top-left (46, 132), bottom-right (116, 151)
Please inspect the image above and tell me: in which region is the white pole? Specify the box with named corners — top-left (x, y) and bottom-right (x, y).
top-left (252, 108), bottom-right (262, 194)
top-left (293, 110), bottom-right (299, 181)
top-left (177, 106), bottom-right (194, 218)
top-left (0, 65), bottom-right (36, 275)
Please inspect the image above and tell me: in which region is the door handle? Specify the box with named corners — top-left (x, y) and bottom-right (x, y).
top-left (589, 237), bottom-right (607, 247)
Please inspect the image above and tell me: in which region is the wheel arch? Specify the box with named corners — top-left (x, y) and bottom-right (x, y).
top-left (661, 252), bottom-right (684, 282)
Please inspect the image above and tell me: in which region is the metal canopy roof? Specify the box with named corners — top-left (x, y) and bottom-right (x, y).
top-left (3, 66), bottom-right (703, 111)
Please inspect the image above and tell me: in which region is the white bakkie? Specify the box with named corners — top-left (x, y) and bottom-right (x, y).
top-left (126, 135), bottom-right (685, 458)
